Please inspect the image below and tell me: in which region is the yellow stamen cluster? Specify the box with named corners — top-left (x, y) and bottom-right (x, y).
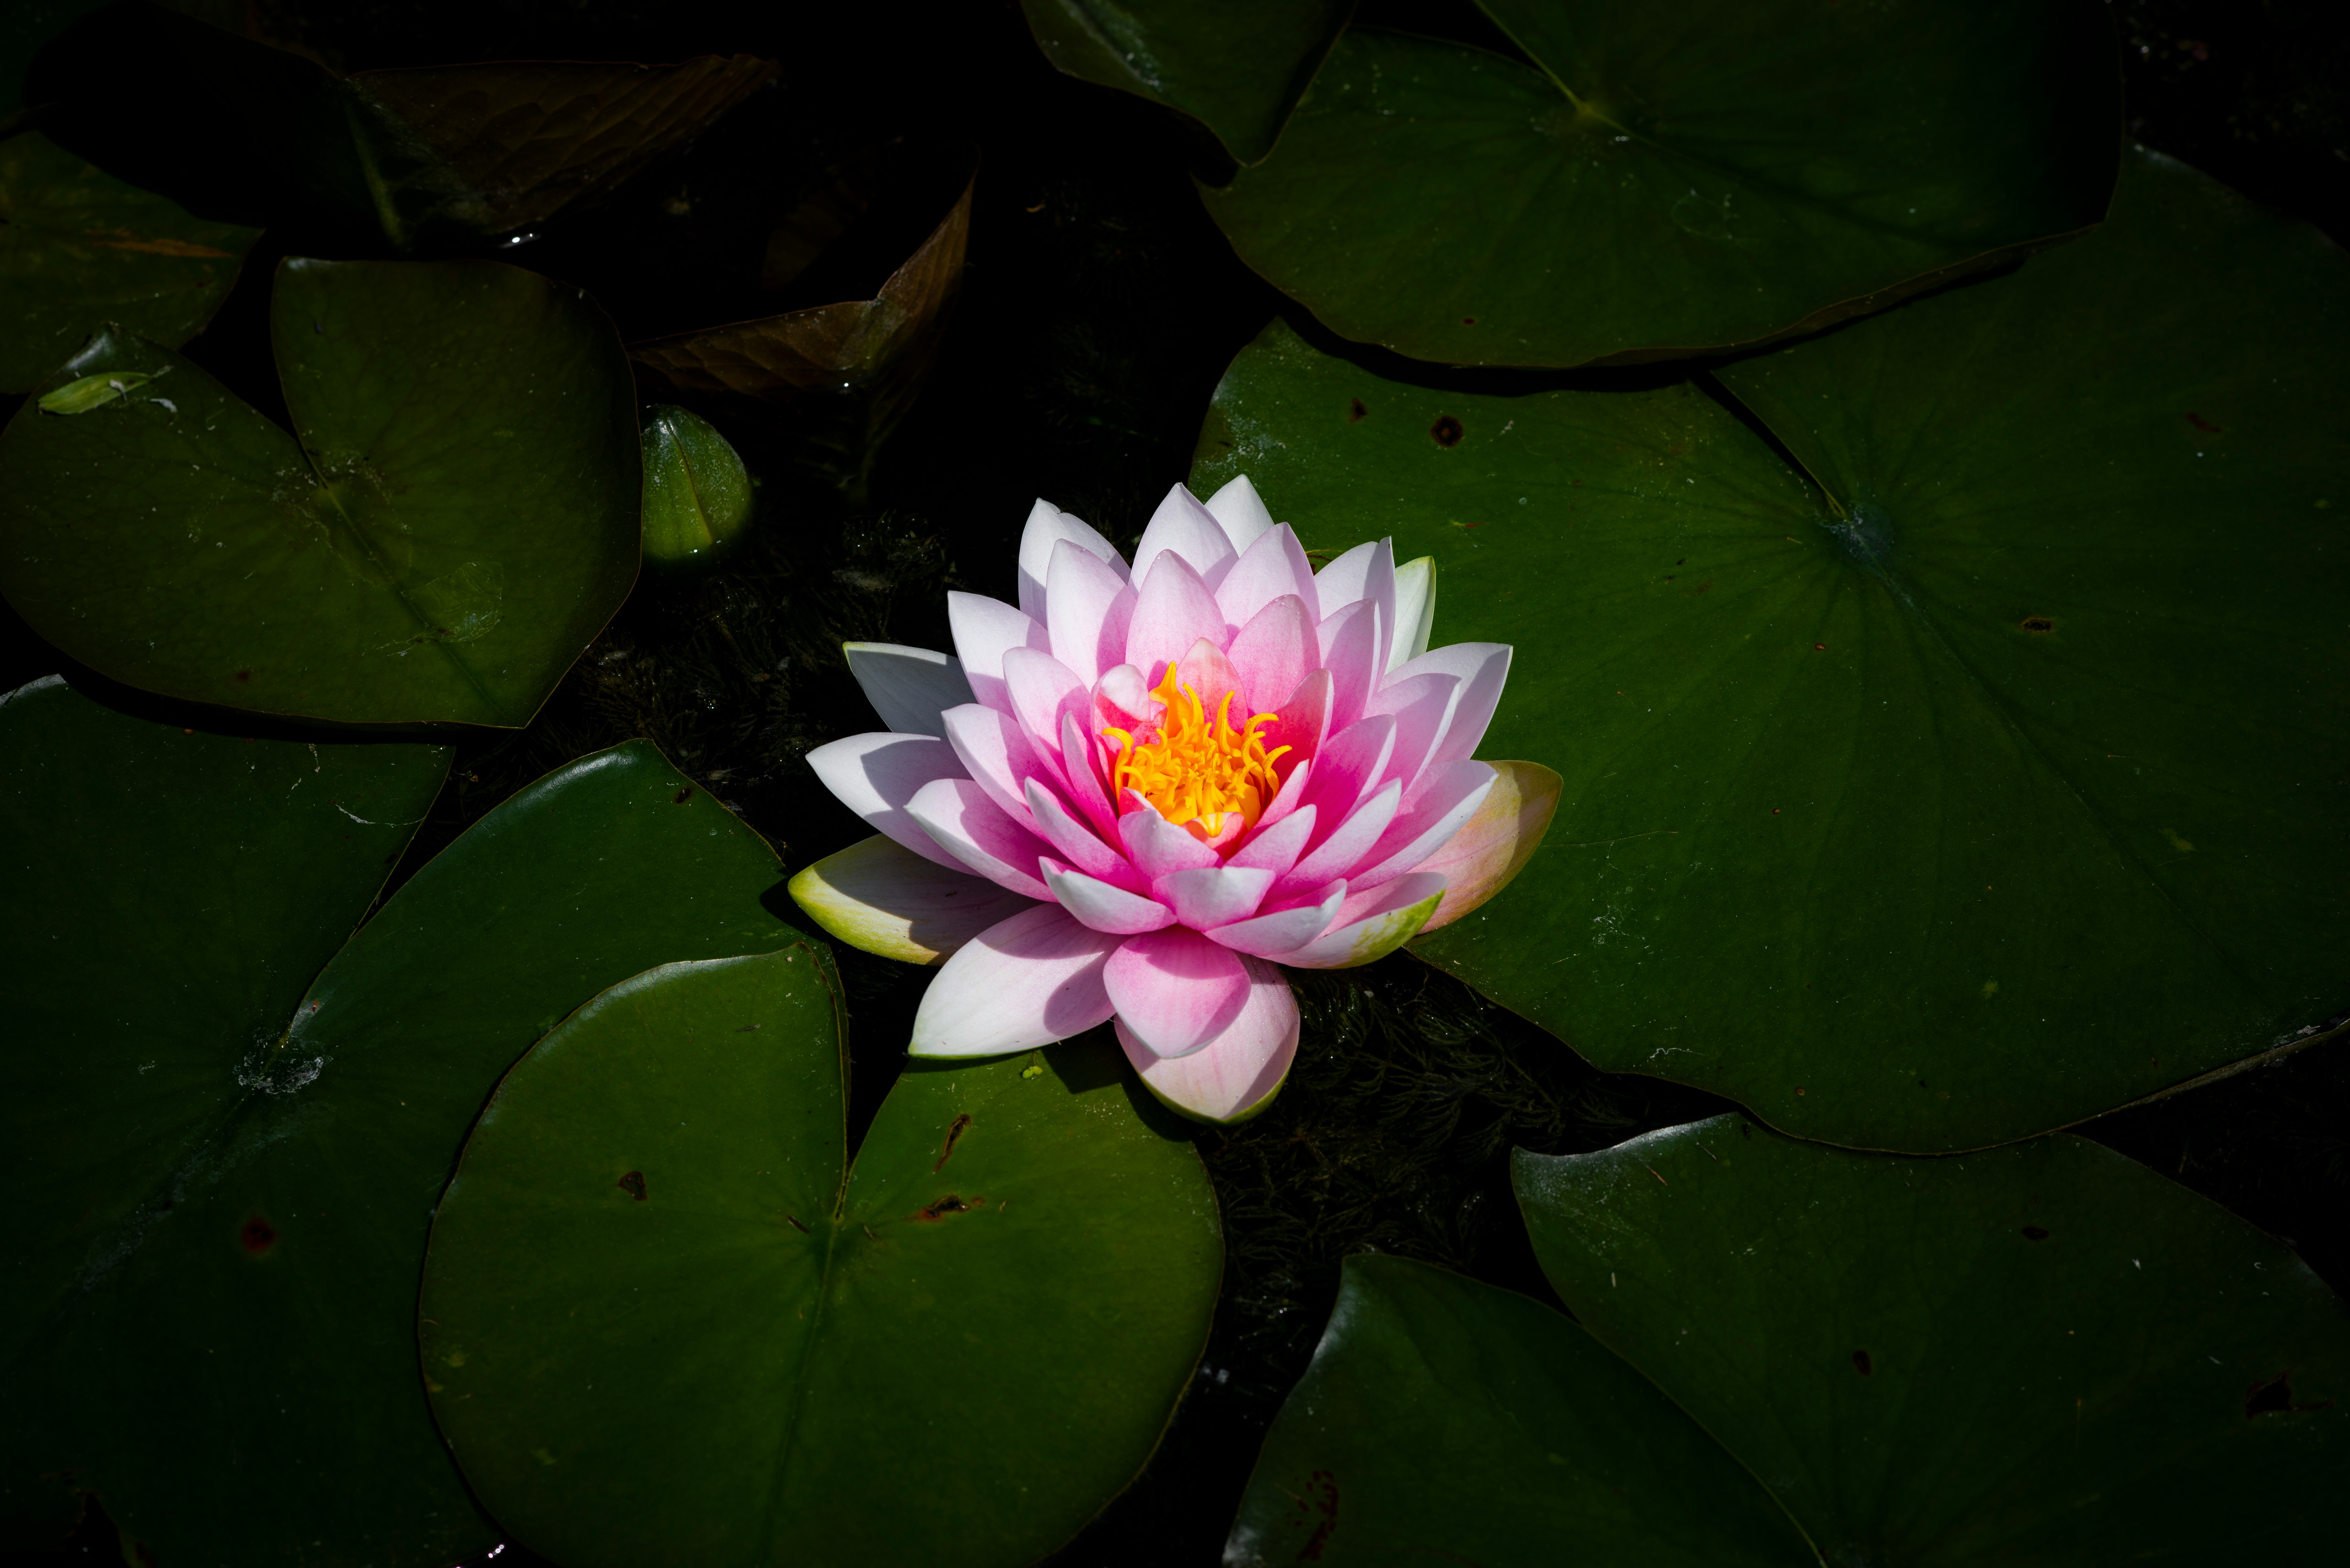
top-left (1102, 663), bottom-right (1290, 837)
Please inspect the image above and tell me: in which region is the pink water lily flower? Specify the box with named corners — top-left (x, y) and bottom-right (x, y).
top-left (789, 477), bottom-right (1559, 1123)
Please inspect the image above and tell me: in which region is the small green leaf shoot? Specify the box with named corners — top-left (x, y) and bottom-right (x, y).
top-left (38, 366), bottom-right (171, 415)
top-left (639, 404), bottom-right (755, 574)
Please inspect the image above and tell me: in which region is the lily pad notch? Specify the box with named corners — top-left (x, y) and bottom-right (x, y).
top-left (0, 256), bottom-right (641, 727)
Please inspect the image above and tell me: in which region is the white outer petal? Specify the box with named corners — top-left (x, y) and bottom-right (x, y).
top-left (804, 732), bottom-right (969, 870)
top-left (1203, 473), bottom-right (1277, 554)
top-left (787, 834), bottom-right (1037, 965)
top-left (1315, 540), bottom-right (1376, 610)
top-left (1351, 761), bottom-right (1499, 892)
top-left (1388, 556), bottom-right (1436, 672)
top-left (946, 591), bottom-right (1050, 711)
top-left (843, 642), bottom-right (974, 738)
top-left (905, 777), bottom-right (1053, 900)
top-left (1016, 498), bottom-right (1127, 621)
top-left (1131, 482), bottom-right (1237, 589)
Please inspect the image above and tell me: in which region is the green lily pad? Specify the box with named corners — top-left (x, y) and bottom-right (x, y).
top-left (2, 675), bottom-right (811, 1565)
top-left (1202, 2), bottom-right (2118, 366)
top-left (0, 131), bottom-right (259, 394)
top-left (421, 984), bottom-right (1221, 1568)
top-left (1514, 1115), bottom-right (2350, 1561)
top-left (1017, 0), bottom-right (1350, 165)
top-left (1190, 148), bottom-right (2350, 1152)
top-left (0, 257), bottom-right (639, 727)
top-left (1226, 1254), bottom-right (1817, 1566)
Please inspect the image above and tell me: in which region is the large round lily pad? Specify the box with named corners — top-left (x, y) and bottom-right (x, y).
top-left (1190, 148), bottom-right (2350, 1152)
top-left (0, 257), bottom-right (639, 727)
top-left (1202, 1), bottom-right (2118, 366)
top-left (1225, 1254), bottom-right (1816, 1566)
top-left (1513, 1115), bottom-right (2350, 1562)
top-left (422, 973), bottom-right (1220, 1567)
top-left (2, 675), bottom-right (810, 1566)
top-left (0, 130), bottom-right (259, 394)
top-left (1017, 0), bottom-right (1349, 165)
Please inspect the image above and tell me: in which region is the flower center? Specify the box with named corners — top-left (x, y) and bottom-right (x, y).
top-left (1101, 663), bottom-right (1290, 838)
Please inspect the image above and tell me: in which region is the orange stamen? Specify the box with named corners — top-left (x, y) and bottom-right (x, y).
top-left (1100, 662), bottom-right (1290, 839)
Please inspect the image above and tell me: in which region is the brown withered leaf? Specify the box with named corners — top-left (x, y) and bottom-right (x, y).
top-left (324, 55), bottom-right (777, 246)
top-left (628, 146), bottom-right (978, 492)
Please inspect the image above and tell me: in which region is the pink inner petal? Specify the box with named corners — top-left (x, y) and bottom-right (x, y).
top-left (941, 702), bottom-right (1054, 832)
top-left (1119, 795), bottom-right (1221, 879)
top-left (1154, 864), bottom-right (1275, 929)
top-left (1203, 879), bottom-right (1345, 959)
top-left (1426, 645), bottom-right (1512, 770)
top-left (1202, 474), bottom-right (1279, 556)
top-left (1360, 541), bottom-right (1398, 676)
top-left (1301, 714), bottom-right (1398, 836)
top-left (1118, 958), bottom-right (1298, 1123)
top-left (1367, 671), bottom-right (1461, 797)
top-left (1024, 777), bottom-right (1143, 891)
top-left (1225, 594), bottom-right (1318, 719)
top-left (1043, 860), bottom-right (1177, 935)
top-left (1001, 646), bottom-right (1088, 765)
top-left (947, 592), bottom-right (1050, 714)
top-left (1316, 596), bottom-right (1383, 734)
top-left (1258, 669), bottom-right (1329, 780)
top-left (805, 732), bottom-right (972, 871)
top-left (1125, 552), bottom-right (1229, 677)
top-left (911, 904), bottom-right (1120, 1057)
top-left (1094, 663), bottom-right (1159, 731)
top-left (1251, 754), bottom-right (1313, 838)
top-left (1045, 539), bottom-right (1136, 685)
top-left (1175, 637), bottom-right (1245, 709)
top-left (1192, 814), bottom-right (1247, 856)
top-left (1314, 541), bottom-right (1398, 672)
top-left (1227, 802), bottom-right (1317, 877)
top-left (1313, 540), bottom-right (1379, 612)
top-left (1216, 524), bottom-right (1319, 630)
top-left (1251, 669), bottom-right (1331, 840)
top-left (1269, 872), bottom-right (1446, 971)
top-left (1349, 761), bottom-right (1499, 892)
top-left (1016, 500), bottom-right (1126, 622)
top-left (1104, 927), bottom-right (1251, 1058)
top-left (1278, 777), bottom-right (1404, 898)
top-left (905, 776), bottom-right (1054, 899)
top-left (1132, 483), bottom-right (1238, 589)
top-left (1058, 709), bottom-right (1121, 838)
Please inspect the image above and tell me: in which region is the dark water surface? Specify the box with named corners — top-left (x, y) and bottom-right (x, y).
top-left (3, 3), bottom-right (2345, 1564)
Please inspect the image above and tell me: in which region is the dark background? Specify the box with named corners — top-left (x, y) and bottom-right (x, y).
top-left (5, 2), bottom-right (2347, 1564)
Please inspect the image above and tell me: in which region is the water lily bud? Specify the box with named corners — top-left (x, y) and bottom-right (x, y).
top-left (639, 405), bottom-right (754, 572)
